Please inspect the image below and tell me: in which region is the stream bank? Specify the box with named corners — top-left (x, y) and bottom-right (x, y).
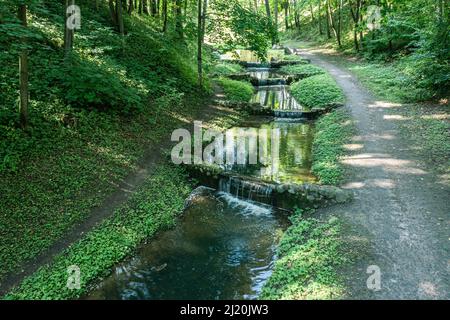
top-left (84, 50), bottom-right (353, 300)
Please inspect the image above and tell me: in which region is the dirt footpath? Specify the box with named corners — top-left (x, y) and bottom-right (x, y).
top-left (296, 47), bottom-right (449, 299)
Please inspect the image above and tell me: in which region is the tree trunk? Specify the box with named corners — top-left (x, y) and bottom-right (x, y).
top-left (337, 0), bottom-right (342, 47)
top-left (64, 0), bottom-right (76, 55)
top-left (109, 0), bottom-right (118, 24)
top-left (327, 0), bottom-right (341, 46)
top-left (151, 0), bottom-right (157, 16)
top-left (318, 0), bottom-right (323, 35)
top-left (274, 0), bottom-right (278, 33)
top-left (143, 0), bottom-right (149, 14)
top-left (264, 0), bottom-right (271, 19)
top-left (325, 0), bottom-right (331, 38)
top-left (18, 4), bottom-right (29, 129)
top-left (197, 0), bottom-right (203, 87)
top-left (117, 0), bottom-right (125, 35)
top-left (175, 0), bottom-right (183, 38)
top-left (350, 0), bottom-right (360, 51)
top-left (162, 0), bottom-right (168, 32)
top-left (128, 0), bottom-right (134, 14)
top-left (284, 0), bottom-right (289, 30)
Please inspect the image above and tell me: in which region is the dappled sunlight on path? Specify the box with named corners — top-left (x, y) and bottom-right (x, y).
top-left (296, 47), bottom-right (450, 300)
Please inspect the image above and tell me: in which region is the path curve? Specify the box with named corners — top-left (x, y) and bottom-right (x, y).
top-left (295, 47), bottom-right (449, 299)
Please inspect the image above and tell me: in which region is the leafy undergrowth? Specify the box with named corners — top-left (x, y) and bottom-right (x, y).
top-left (312, 108), bottom-right (355, 185)
top-left (4, 165), bottom-right (193, 300)
top-left (216, 77), bottom-right (254, 102)
top-left (0, 91), bottom-right (211, 283)
top-left (211, 62), bottom-right (244, 76)
top-left (0, 1), bottom-right (209, 282)
top-left (260, 211), bottom-right (348, 300)
top-left (344, 61), bottom-right (432, 103)
top-left (279, 64), bottom-right (325, 78)
top-left (290, 74), bottom-right (345, 110)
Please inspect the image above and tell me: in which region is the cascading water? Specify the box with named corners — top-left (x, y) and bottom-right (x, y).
top-left (87, 187), bottom-right (289, 300)
top-left (86, 55), bottom-right (316, 301)
top-left (218, 176), bottom-right (274, 204)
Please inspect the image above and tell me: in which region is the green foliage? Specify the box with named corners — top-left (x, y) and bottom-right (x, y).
top-left (312, 108), bottom-right (354, 185)
top-left (216, 77), bottom-right (254, 102)
top-left (0, 1), bottom-right (214, 283)
top-left (211, 62), bottom-right (244, 76)
top-left (4, 165), bottom-right (193, 300)
top-left (61, 56), bottom-right (143, 113)
top-left (279, 64), bottom-right (325, 79)
top-left (260, 217), bottom-right (347, 300)
top-left (290, 74), bottom-right (345, 110)
top-left (283, 0), bottom-right (450, 100)
top-left (209, 0), bottom-right (274, 61)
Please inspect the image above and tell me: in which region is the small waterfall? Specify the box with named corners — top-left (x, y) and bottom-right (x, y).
top-left (273, 110), bottom-right (305, 118)
top-left (216, 192), bottom-right (273, 217)
top-left (218, 176), bottom-right (274, 204)
top-left (256, 78), bottom-right (286, 86)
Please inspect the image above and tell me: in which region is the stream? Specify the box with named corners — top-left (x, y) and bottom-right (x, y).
top-left (87, 60), bottom-right (315, 300)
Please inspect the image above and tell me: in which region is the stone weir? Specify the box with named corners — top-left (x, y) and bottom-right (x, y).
top-left (226, 73), bottom-right (287, 86)
top-left (185, 164), bottom-right (353, 211)
top-left (215, 100), bottom-right (323, 120)
top-left (220, 59), bottom-right (311, 69)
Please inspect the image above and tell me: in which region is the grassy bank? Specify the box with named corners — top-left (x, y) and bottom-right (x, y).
top-left (216, 77), bottom-right (254, 102)
top-left (260, 108), bottom-right (355, 300)
top-left (4, 164), bottom-right (193, 299)
top-left (312, 108), bottom-right (355, 185)
top-left (0, 2), bottom-right (209, 284)
top-left (260, 210), bottom-right (348, 300)
top-left (2, 85), bottom-right (246, 300)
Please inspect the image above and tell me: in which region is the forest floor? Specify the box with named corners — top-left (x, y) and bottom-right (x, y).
top-left (288, 41), bottom-right (449, 299)
top-left (0, 83), bottom-right (243, 296)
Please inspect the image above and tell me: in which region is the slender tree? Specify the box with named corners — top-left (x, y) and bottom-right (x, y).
top-left (64, 0), bottom-right (76, 56)
top-left (18, 3), bottom-right (29, 129)
top-left (175, 0), bottom-right (183, 38)
top-left (198, 0), bottom-right (208, 86)
top-left (117, 0), bottom-right (125, 36)
top-left (197, 0), bottom-right (203, 86)
top-left (162, 0), bottom-right (168, 32)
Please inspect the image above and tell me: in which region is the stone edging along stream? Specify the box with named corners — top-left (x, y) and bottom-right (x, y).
top-left (186, 164), bottom-right (352, 211)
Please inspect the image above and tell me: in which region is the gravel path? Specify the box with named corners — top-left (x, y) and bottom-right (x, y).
top-left (296, 47), bottom-right (449, 299)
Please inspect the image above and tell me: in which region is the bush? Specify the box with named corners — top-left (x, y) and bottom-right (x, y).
top-left (290, 74), bottom-right (345, 109)
top-left (260, 217), bottom-right (347, 300)
top-left (312, 108), bottom-right (354, 185)
top-left (216, 77), bottom-right (254, 102)
top-left (211, 62), bottom-right (244, 76)
top-left (279, 64), bottom-right (325, 78)
top-left (281, 54), bottom-right (309, 63)
top-left (61, 56), bottom-right (143, 114)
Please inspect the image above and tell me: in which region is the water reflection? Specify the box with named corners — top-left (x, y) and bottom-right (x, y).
top-left (87, 192), bottom-right (288, 300)
top-left (224, 121), bottom-right (315, 184)
top-left (251, 85), bottom-right (303, 110)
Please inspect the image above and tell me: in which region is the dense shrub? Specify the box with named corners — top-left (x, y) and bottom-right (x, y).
top-left (279, 64), bottom-right (325, 78)
top-left (312, 108), bottom-right (354, 185)
top-left (211, 62), bottom-right (244, 76)
top-left (290, 74), bottom-right (345, 109)
top-left (216, 77), bottom-right (254, 102)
